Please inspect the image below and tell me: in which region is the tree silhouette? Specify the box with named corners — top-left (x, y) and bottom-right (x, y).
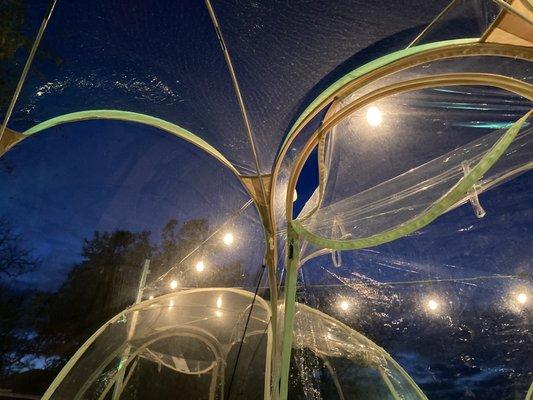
top-left (35, 230), bottom-right (152, 360)
top-left (0, 218), bottom-right (39, 376)
top-left (1, 216), bottom-right (247, 394)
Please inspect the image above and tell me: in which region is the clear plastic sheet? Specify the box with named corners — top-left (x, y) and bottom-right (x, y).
top-left (300, 122), bottom-right (532, 242)
top-left (298, 86), bottom-right (531, 243)
top-left (0, 120), bottom-right (266, 395)
top-left (43, 289), bottom-right (272, 399)
top-left (295, 172), bottom-right (532, 399)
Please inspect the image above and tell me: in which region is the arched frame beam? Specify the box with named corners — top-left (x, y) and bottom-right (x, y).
top-left (41, 288), bottom-right (272, 400)
top-left (285, 74), bottom-right (532, 250)
top-left (269, 39), bottom-right (533, 234)
top-left (21, 109), bottom-right (239, 176)
top-left (10, 110), bottom-right (279, 399)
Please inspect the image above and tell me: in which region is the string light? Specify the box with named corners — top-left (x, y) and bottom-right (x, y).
top-left (339, 300), bottom-right (350, 311)
top-left (427, 299), bottom-right (439, 311)
top-left (366, 106), bottom-right (383, 127)
top-left (170, 280), bottom-right (178, 290)
top-left (223, 232), bottom-right (234, 246)
top-left (195, 260), bottom-right (205, 272)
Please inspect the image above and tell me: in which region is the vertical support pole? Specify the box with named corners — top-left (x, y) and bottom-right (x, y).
top-left (265, 236), bottom-right (278, 399)
top-left (279, 225), bottom-right (300, 400)
top-left (112, 259), bottom-right (150, 400)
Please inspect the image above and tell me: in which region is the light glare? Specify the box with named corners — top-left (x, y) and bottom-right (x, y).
top-left (216, 296), bottom-right (222, 308)
top-left (339, 300), bottom-right (350, 311)
top-left (195, 260), bottom-right (205, 272)
top-left (293, 189), bottom-right (298, 202)
top-left (366, 106), bottom-right (383, 127)
top-left (223, 232), bottom-right (234, 246)
top-left (517, 292), bottom-right (527, 305)
top-left (170, 280), bottom-right (178, 290)
top-left (427, 299), bottom-right (439, 311)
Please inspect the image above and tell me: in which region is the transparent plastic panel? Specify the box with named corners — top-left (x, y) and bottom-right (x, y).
top-left (0, 121), bottom-right (265, 396)
top-left (298, 85), bottom-right (531, 242)
top-left (411, 0), bottom-right (499, 46)
top-left (287, 304), bottom-right (426, 400)
top-left (0, 1), bottom-right (50, 116)
top-left (337, 56), bottom-right (532, 107)
top-left (6, 0), bottom-right (256, 173)
top-left (212, 0), bottom-right (452, 169)
top-left (44, 289), bottom-right (272, 399)
top-left (297, 173), bottom-right (532, 399)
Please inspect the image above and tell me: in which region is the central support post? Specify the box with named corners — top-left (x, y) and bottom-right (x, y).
top-left (279, 224), bottom-right (300, 400)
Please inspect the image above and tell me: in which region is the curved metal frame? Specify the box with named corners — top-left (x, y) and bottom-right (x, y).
top-left (269, 40), bottom-right (533, 237)
top-left (276, 41), bottom-right (533, 399)
top-left (285, 74), bottom-right (532, 250)
top-left (2, 15), bottom-right (532, 398)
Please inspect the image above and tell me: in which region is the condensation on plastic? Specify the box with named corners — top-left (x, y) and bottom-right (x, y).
top-left (43, 287), bottom-right (429, 400)
top-left (7, 0), bottom-right (257, 173)
top-left (289, 303), bottom-right (427, 400)
top-left (294, 170), bottom-right (532, 399)
top-left (7, 0), bottom-right (455, 174)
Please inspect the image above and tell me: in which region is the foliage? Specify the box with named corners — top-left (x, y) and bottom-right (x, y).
top-left (0, 218), bottom-right (38, 376)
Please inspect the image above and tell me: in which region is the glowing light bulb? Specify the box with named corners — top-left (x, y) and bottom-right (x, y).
top-left (517, 292), bottom-right (527, 305)
top-left (366, 106), bottom-right (383, 127)
top-left (223, 232), bottom-right (234, 246)
top-left (293, 189), bottom-right (298, 202)
top-left (216, 296), bottom-right (222, 309)
top-left (339, 300), bottom-right (350, 311)
top-left (427, 299), bottom-right (439, 311)
top-left (195, 260), bottom-right (205, 272)
top-left (170, 280), bottom-right (178, 290)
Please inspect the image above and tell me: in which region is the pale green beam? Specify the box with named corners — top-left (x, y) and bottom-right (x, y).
top-left (23, 109), bottom-right (239, 175)
top-left (292, 110), bottom-right (532, 250)
top-left (278, 226), bottom-right (300, 400)
top-left (278, 38), bottom-right (478, 158)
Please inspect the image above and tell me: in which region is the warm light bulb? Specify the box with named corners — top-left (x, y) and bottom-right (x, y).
top-left (195, 260), bottom-right (205, 272)
top-left (216, 296), bottom-right (222, 308)
top-left (366, 106), bottom-right (383, 127)
top-left (223, 232), bottom-right (234, 246)
top-left (170, 280), bottom-right (178, 290)
top-left (517, 292), bottom-right (527, 305)
top-left (339, 300), bottom-right (350, 311)
top-left (427, 299), bottom-right (439, 311)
